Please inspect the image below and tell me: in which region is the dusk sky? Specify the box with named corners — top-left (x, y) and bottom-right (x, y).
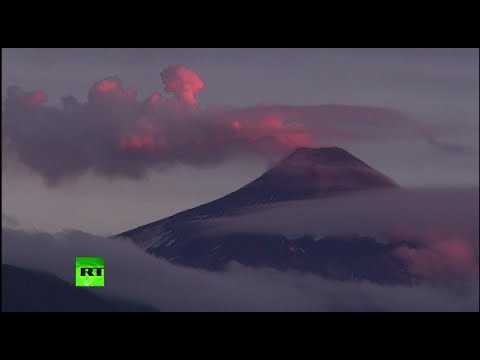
top-left (2, 48), bottom-right (478, 235)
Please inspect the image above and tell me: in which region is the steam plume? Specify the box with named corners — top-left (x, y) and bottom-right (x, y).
top-left (2, 65), bottom-right (409, 185)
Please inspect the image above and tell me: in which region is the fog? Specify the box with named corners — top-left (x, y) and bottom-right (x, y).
top-left (3, 224), bottom-right (478, 311)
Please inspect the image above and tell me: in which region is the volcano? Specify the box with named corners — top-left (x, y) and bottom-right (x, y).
top-left (117, 147), bottom-right (411, 284)
top-left (235, 146), bottom-right (397, 202)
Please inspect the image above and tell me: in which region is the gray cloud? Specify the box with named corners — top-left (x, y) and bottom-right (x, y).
top-left (205, 188), bottom-right (478, 242)
top-left (2, 214), bottom-right (19, 227)
top-left (3, 65), bottom-right (426, 186)
top-left (423, 134), bottom-right (476, 156)
top-left (203, 187), bottom-right (479, 283)
top-left (2, 226), bottom-right (478, 311)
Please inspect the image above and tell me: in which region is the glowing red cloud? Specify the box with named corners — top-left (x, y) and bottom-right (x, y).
top-left (275, 133), bottom-right (315, 148)
top-left (88, 77), bottom-right (139, 109)
top-left (392, 228), bottom-right (478, 282)
top-left (259, 117), bottom-right (283, 130)
top-left (227, 116), bottom-right (317, 149)
top-left (120, 118), bottom-right (160, 152)
top-left (231, 120), bottom-right (242, 131)
top-left (96, 79), bottom-right (120, 93)
top-left (124, 88), bottom-right (137, 98)
top-left (3, 65), bottom-right (410, 183)
top-left (27, 91), bottom-right (48, 106)
top-left (161, 66), bottom-right (205, 106)
top-left (117, 111), bottom-right (315, 157)
top-left (147, 92), bottom-right (162, 106)
top-left (120, 134), bottom-right (156, 151)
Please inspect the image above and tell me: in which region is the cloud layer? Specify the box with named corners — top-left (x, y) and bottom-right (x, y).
top-left (203, 187), bottom-right (479, 283)
top-left (2, 226), bottom-right (478, 311)
top-left (3, 65), bottom-right (413, 185)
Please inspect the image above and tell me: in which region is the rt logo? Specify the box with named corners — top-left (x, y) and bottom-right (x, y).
top-left (76, 257), bottom-right (104, 287)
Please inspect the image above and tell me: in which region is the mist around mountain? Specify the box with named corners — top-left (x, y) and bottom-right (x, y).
top-left (3, 225), bottom-right (478, 312)
top-left (120, 147), bottom-right (398, 240)
top-left (2, 264), bottom-right (156, 312)
top-left (2, 147), bottom-right (478, 311)
top-left (117, 147), bottom-right (456, 285)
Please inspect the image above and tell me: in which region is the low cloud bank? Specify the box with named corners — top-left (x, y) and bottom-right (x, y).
top-left (2, 225), bottom-right (477, 311)
top-left (203, 187), bottom-right (479, 283)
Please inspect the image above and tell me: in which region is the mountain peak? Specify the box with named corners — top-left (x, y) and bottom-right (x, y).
top-left (283, 146), bottom-right (365, 167)
top-left (293, 146), bottom-right (345, 153)
top-left (256, 146), bottom-right (397, 198)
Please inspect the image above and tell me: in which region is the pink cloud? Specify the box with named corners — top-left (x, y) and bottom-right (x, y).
top-left (3, 65), bottom-right (410, 184)
top-left (392, 228), bottom-right (478, 282)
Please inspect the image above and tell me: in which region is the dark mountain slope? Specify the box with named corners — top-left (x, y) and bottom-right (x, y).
top-left (2, 264), bottom-right (156, 312)
top-left (119, 147), bottom-right (396, 245)
top-left (116, 147), bottom-right (409, 284)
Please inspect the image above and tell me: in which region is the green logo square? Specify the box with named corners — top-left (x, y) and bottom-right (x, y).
top-left (76, 257), bottom-right (104, 287)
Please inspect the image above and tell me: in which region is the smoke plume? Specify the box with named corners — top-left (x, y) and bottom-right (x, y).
top-left (160, 65), bottom-right (205, 106)
top-left (3, 65), bottom-right (410, 185)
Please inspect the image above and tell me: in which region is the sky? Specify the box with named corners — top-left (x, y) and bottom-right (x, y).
top-left (2, 48), bottom-right (479, 235)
